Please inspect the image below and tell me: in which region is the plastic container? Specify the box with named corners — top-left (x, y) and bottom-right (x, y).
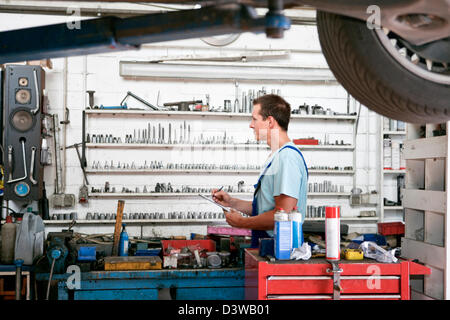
top-left (289, 206), bottom-right (303, 249)
top-left (274, 208), bottom-right (292, 260)
top-left (325, 206), bottom-right (340, 261)
top-left (118, 223), bottom-right (129, 256)
top-left (14, 211), bottom-right (45, 265)
top-left (378, 222), bottom-right (405, 236)
top-left (1, 216), bottom-right (16, 264)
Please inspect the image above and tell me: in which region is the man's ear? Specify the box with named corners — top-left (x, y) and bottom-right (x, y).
top-left (267, 116), bottom-right (276, 128)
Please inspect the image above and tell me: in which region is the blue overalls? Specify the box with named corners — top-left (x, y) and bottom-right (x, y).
top-left (250, 145), bottom-right (309, 248)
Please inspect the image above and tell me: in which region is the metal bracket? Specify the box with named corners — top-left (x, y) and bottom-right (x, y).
top-left (326, 261), bottom-right (343, 300)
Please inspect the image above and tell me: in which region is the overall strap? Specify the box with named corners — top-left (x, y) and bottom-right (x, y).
top-left (253, 144), bottom-right (308, 197)
top-left (280, 145), bottom-right (309, 178)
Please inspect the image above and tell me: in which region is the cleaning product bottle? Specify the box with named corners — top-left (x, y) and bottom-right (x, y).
top-left (290, 206), bottom-right (304, 248)
top-left (118, 223), bottom-right (129, 256)
top-left (1, 216), bottom-right (17, 264)
top-left (325, 206), bottom-right (341, 261)
top-left (274, 208), bottom-right (292, 260)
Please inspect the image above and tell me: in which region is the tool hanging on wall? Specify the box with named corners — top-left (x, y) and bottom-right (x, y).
top-left (50, 114), bottom-right (75, 208)
top-left (120, 91), bottom-right (160, 110)
top-left (164, 100), bottom-right (202, 112)
top-left (66, 143), bottom-right (89, 204)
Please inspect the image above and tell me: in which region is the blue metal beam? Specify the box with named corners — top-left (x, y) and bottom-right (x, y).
top-left (0, 4), bottom-right (288, 64)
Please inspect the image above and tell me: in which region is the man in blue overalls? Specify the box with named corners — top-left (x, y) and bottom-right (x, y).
top-left (212, 94), bottom-right (308, 248)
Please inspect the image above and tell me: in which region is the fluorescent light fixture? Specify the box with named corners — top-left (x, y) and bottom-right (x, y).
top-left (119, 61), bottom-right (336, 82)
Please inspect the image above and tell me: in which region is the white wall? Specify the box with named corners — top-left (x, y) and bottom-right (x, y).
top-left (0, 11), bottom-right (395, 237)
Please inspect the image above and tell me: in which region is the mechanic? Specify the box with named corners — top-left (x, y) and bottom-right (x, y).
top-left (212, 94), bottom-right (309, 248)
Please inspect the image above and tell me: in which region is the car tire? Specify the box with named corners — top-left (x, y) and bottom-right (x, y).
top-left (316, 11), bottom-right (450, 124)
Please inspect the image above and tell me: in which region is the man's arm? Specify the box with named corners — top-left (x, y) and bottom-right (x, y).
top-left (212, 189), bottom-right (253, 215)
top-left (225, 194), bottom-right (298, 229)
top-left (229, 197), bottom-right (253, 216)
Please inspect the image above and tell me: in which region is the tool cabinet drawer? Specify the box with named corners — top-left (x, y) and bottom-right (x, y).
top-left (266, 275), bottom-right (400, 295)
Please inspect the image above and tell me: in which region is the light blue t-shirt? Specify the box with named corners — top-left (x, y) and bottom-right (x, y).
top-left (255, 141), bottom-right (308, 236)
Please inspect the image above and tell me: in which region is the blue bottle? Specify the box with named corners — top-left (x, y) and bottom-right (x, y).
top-left (274, 208), bottom-right (292, 260)
top-left (119, 223), bottom-right (129, 256)
top-left (290, 206), bottom-right (304, 248)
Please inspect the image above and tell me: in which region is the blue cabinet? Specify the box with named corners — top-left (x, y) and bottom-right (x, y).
top-left (36, 268), bottom-right (245, 300)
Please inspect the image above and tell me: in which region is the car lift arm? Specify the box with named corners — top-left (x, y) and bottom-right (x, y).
top-left (0, 2), bottom-right (290, 64)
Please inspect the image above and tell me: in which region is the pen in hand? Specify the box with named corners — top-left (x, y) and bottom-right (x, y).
top-left (213, 186), bottom-right (223, 199)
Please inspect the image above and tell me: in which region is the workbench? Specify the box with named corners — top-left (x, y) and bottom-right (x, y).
top-left (35, 268), bottom-right (244, 300)
top-left (245, 249), bottom-right (431, 300)
top-left (0, 265), bottom-right (33, 300)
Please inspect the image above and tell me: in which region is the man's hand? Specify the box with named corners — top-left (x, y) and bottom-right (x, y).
top-left (212, 188), bottom-right (232, 207)
top-left (224, 209), bottom-right (245, 228)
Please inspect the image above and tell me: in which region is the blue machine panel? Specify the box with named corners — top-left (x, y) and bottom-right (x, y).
top-left (75, 289), bottom-right (158, 300)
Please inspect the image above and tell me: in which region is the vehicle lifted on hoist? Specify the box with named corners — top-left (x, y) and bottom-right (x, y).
top-left (0, 0), bottom-right (448, 123)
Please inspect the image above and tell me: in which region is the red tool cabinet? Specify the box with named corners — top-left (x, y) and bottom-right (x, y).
top-left (245, 249), bottom-right (430, 300)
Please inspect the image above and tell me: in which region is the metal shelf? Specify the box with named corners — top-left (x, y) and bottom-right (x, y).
top-left (86, 143), bottom-right (355, 150)
top-left (308, 192), bottom-right (351, 197)
top-left (43, 219), bottom-right (227, 225)
top-left (383, 131), bottom-right (407, 135)
top-left (85, 109), bottom-right (357, 121)
top-left (85, 168), bottom-right (355, 175)
top-left (88, 192), bottom-right (254, 198)
top-left (383, 206), bottom-right (404, 210)
top-left (383, 169), bottom-right (406, 174)
top-left (88, 192), bottom-right (350, 198)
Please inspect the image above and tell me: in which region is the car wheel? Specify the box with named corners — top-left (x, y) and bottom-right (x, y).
top-left (316, 11), bottom-right (450, 124)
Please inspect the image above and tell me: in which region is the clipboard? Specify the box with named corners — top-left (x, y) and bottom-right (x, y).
top-left (198, 194), bottom-right (230, 212)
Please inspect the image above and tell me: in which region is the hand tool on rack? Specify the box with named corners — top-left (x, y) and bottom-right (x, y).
top-left (188, 125), bottom-right (191, 144)
top-left (51, 114), bottom-right (76, 208)
top-left (234, 82), bottom-right (240, 113)
top-left (158, 123), bottom-right (161, 144)
top-left (66, 143), bottom-right (90, 203)
top-left (168, 123), bottom-right (172, 144)
top-left (152, 126), bottom-right (156, 144)
top-left (163, 100), bottom-right (202, 112)
top-left (100, 103), bottom-right (128, 110)
top-left (86, 90), bottom-right (96, 109)
top-left (180, 124), bottom-right (183, 143)
top-left (120, 91), bottom-right (159, 110)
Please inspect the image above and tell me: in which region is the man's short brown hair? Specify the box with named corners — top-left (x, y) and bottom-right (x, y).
top-left (253, 94), bottom-right (291, 131)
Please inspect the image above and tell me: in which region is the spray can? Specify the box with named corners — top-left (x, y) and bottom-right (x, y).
top-left (325, 206), bottom-right (340, 261)
top-left (274, 208), bottom-right (292, 260)
top-left (290, 206), bottom-right (303, 248)
top-left (118, 223), bottom-right (129, 256)
top-left (1, 216), bottom-right (17, 264)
